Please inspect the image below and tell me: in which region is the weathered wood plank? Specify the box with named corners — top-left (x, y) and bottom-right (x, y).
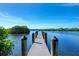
top-left (27, 32), bottom-right (50, 56)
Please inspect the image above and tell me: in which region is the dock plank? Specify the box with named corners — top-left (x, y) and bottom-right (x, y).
top-left (27, 32), bottom-right (51, 56)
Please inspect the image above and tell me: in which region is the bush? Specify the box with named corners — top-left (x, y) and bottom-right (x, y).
top-left (0, 27), bottom-right (8, 40)
top-left (10, 26), bottom-right (30, 34)
top-left (0, 40), bottom-right (14, 56)
top-left (0, 26), bottom-right (14, 56)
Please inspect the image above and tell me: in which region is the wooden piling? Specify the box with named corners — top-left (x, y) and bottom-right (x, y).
top-left (36, 31), bottom-right (38, 35)
top-left (45, 33), bottom-right (47, 44)
top-left (51, 36), bottom-right (58, 56)
top-left (32, 33), bottom-right (35, 43)
top-left (42, 32), bottom-right (47, 44)
top-left (35, 31), bottom-right (38, 38)
top-left (42, 32), bottom-right (45, 39)
top-left (21, 36), bottom-right (27, 56)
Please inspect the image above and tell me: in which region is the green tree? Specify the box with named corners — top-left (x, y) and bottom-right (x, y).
top-left (0, 26), bottom-right (14, 56)
top-left (10, 26), bottom-right (30, 34)
top-left (0, 27), bottom-right (8, 40)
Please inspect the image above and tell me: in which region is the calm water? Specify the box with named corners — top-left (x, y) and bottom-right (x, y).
top-left (7, 31), bottom-right (79, 56)
top-left (46, 31), bottom-right (79, 56)
top-left (7, 31), bottom-right (35, 56)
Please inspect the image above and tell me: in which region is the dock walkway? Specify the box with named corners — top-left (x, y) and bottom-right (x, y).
top-left (27, 32), bottom-right (50, 56)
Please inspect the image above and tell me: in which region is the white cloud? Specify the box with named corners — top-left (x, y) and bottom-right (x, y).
top-left (0, 12), bottom-right (29, 28)
top-left (61, 3), bottom-right (79, 6)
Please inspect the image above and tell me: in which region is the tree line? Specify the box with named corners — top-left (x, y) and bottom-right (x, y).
top-left (39, 28), bottom-right (79, 31)
top-left (8, 25), bottom-right (30, 34)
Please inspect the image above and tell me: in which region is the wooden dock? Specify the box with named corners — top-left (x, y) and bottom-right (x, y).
top-left (27, 32), bottom-right (51, 56)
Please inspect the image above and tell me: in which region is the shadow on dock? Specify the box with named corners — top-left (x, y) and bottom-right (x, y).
top-left (35, 42), bottom-right (42, 44)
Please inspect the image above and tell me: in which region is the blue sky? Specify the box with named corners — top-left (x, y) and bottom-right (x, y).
top-left (0, 3), bottom-right (79, 29)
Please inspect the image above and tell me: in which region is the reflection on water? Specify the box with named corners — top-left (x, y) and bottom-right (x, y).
top-left (7, 31), bottom-right (79, 56)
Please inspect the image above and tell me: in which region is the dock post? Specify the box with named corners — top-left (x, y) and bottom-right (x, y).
top-left (21, 36), bottom-right (27, 56)
top-left (35, 31), bottom-right (38, 38)
top-left (42, 32), bottom-right (43, 38)
top-left (51, 36), bottom-right (58, 56)
top-left (32, 33), bottom-right (35, 43)
top-left (45, 33), bottom-right (47, 44)
top-left (42, 32), bottom-right (47, 44)
top-left (42, 32), bottom-right (45, 39)
top-left (36, 31), bottom-right (38, 36)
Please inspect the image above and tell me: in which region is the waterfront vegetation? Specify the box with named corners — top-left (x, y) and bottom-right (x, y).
top-left (6, 26), bottom-right (30, 34)
top-left (37, 28), bottom-right (79, 31)
top-left (0, 26), bottom-right (14, 56)
top-left (0, 25), bottom-right (30, 56)
top-left (9, 26), bottom-right (30, 34)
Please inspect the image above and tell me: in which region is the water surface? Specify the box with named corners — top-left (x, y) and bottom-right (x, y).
top-left (46, 31), bottom-right (79, 56)
top-left (7, 31), bottom-right (79, 56)
top-left (7, 31), bottom-right (35, 56)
